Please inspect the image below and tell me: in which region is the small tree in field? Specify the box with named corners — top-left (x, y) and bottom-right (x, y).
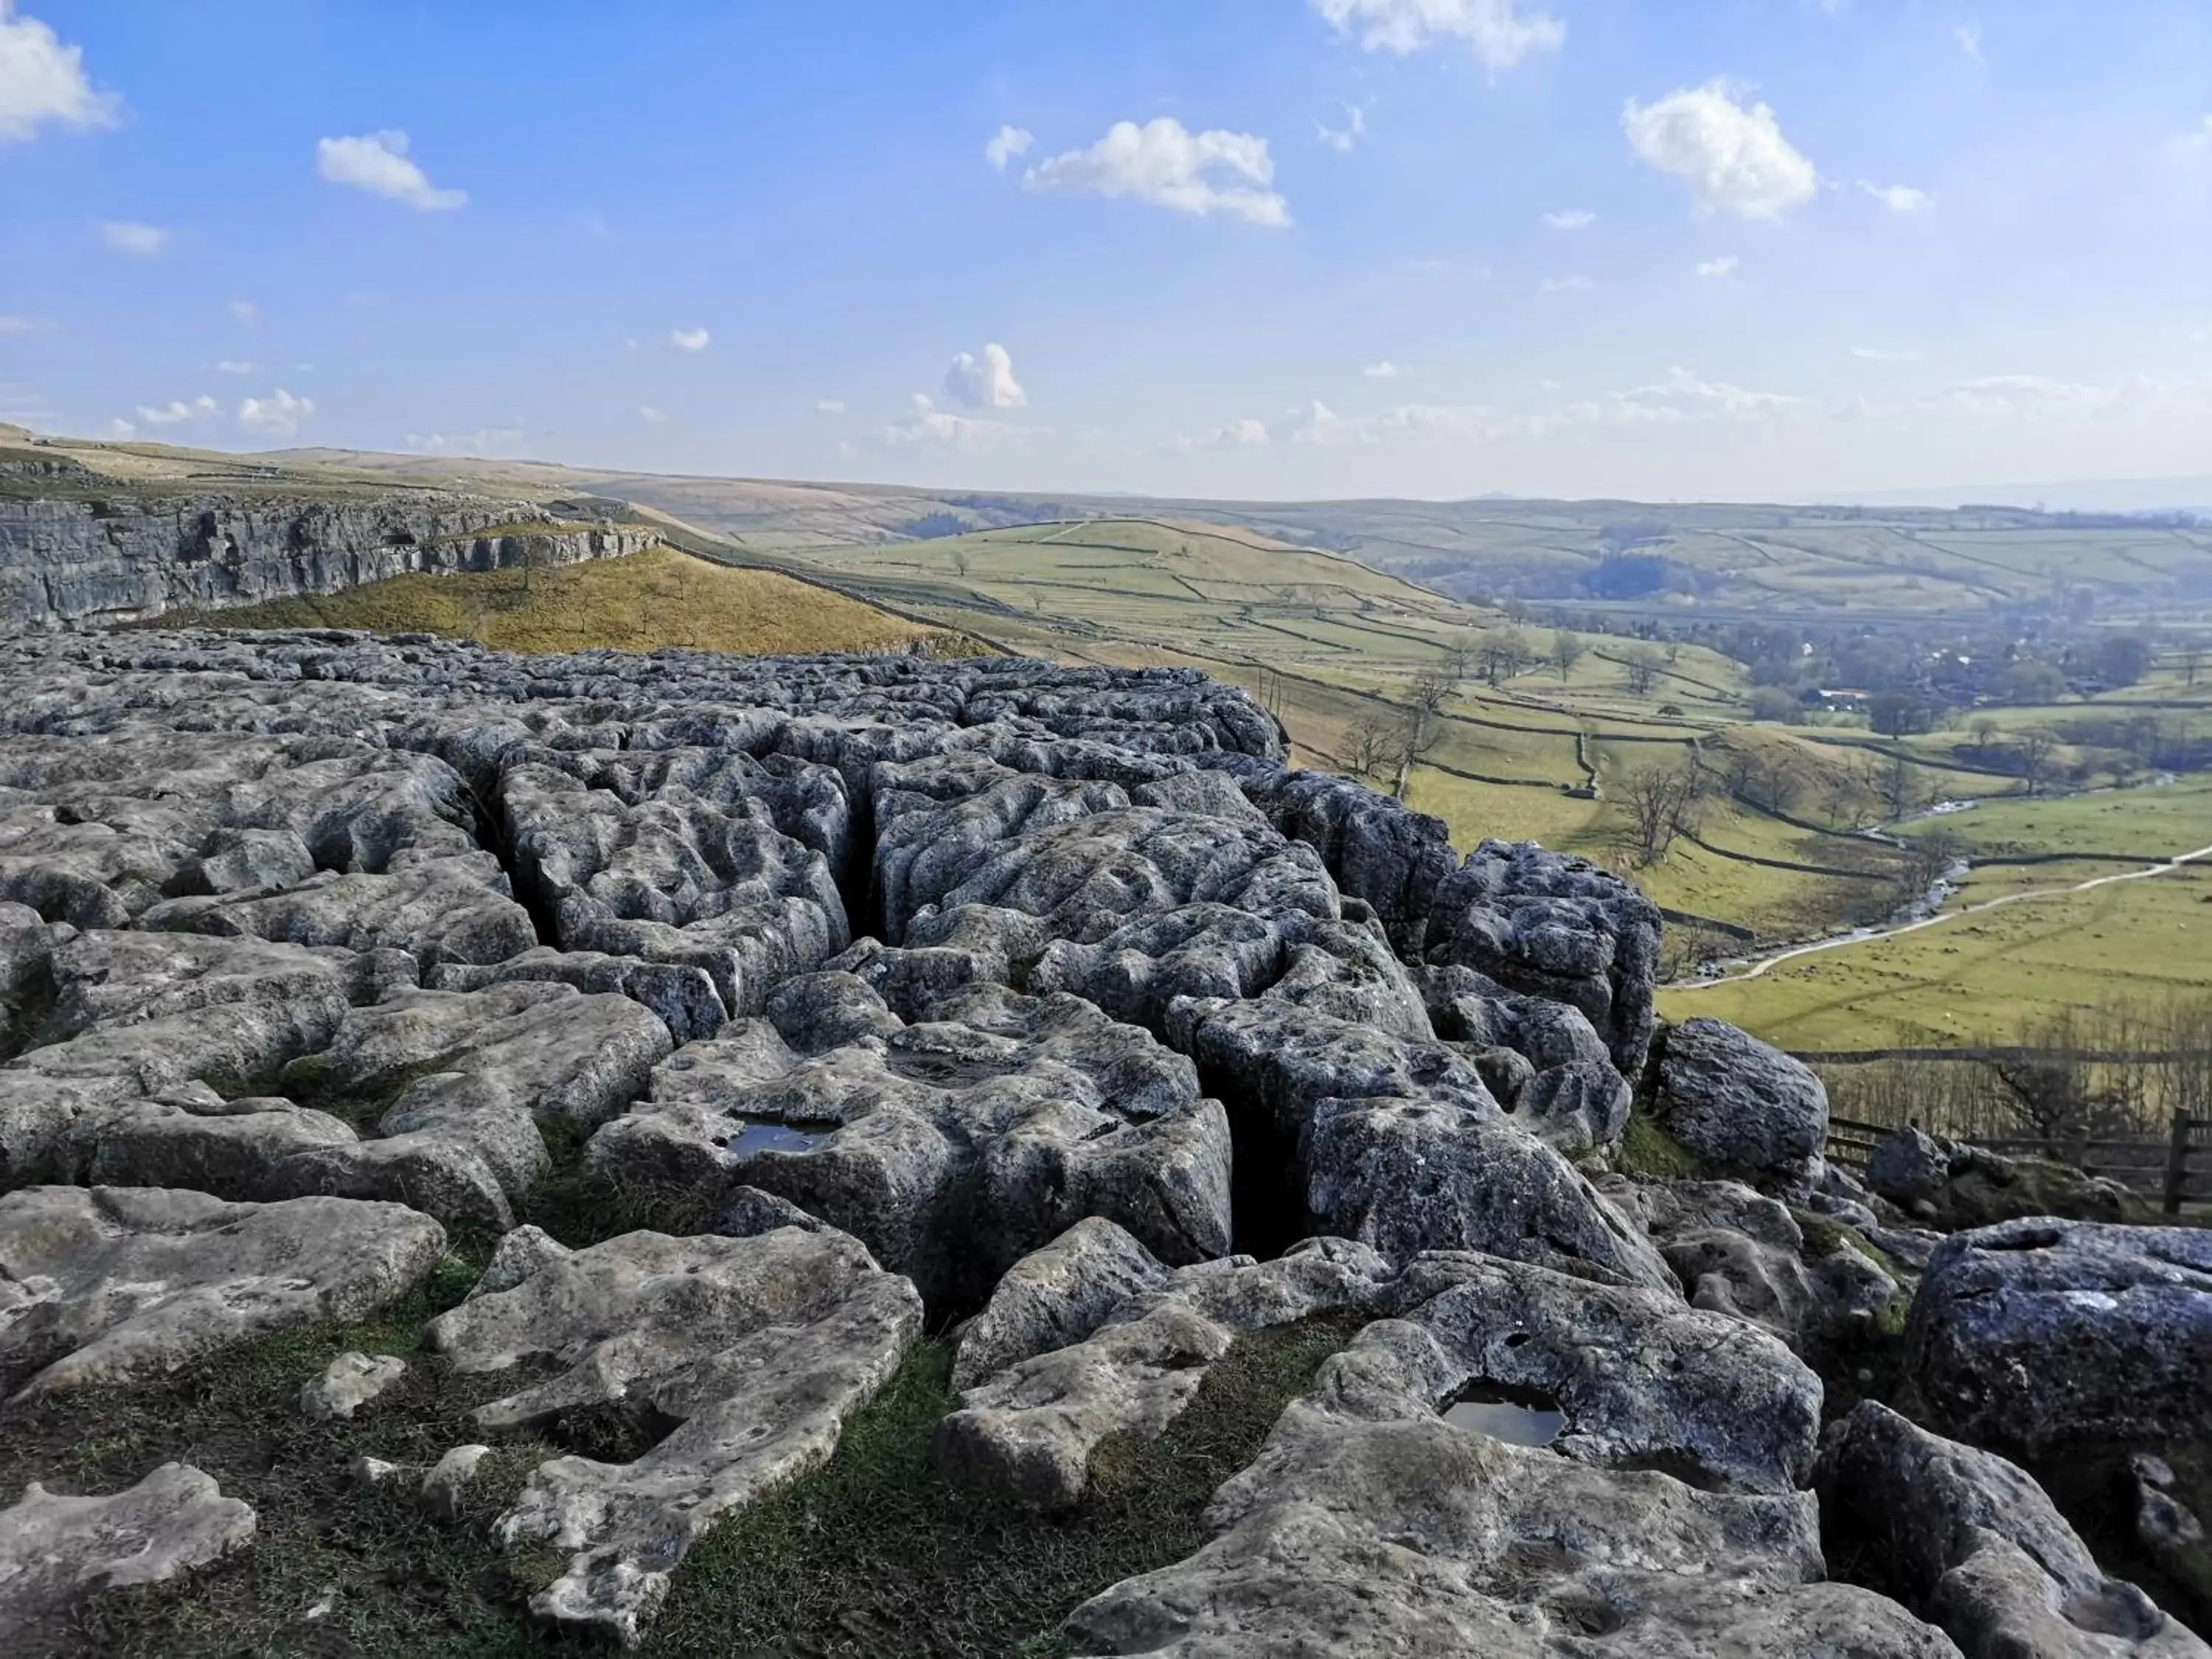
top-left (1551, 630), bottom-right (1585, 682)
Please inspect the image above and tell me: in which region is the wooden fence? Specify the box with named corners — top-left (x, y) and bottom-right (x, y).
top-left (1826, 1113), bottom-right (2211, 1217)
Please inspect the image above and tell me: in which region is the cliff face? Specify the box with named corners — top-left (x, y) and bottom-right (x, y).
top-left (0, 489), bottom-right (657, 630)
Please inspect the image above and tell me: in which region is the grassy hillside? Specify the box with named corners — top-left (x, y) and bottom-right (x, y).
top-left (1660, 775), bottom-right (2212, 1048)
top-left (248, 443), bottom-right (2212, 622)
top-left (198, 547), bottom-right (948, 657)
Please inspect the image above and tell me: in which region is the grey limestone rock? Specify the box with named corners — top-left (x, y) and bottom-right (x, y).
top-left (420, 1444), bottom-right (493, 1523)
top-left (588, 978), bottom-right (1231, 1306)
top-left (425, 1224), bottom-right (923, 1645)
top-left (1907, 1218), bottom-right (2212, 1458)
top-left (1608, 1176), bottom-right (1906, 1359)
top-left (1820, 1401), bottom-right (2208, 1658)
top-left (937, 1237), bottom-right (1405, 1511)
top-left (0, 1462), bottom-right (256, 1641)
top-left (1324, 1248), bottom-right (1823, 1496)
top-left (0, 1184), bottom-right (445, 1400)
top-left (951, 1217), bottom-right (1175, 1391)
top-left (1169, 995), bottom-right (1673, 1290)
top-left (300, 1349), bottom-right (408, 1420)
top-left (1063, 1376), bottom-right (1958, 1658)
top-left (1645, 1015), bottom-right (1829, 1190)
top-left (1427, 838), bottom-right (1664, 1078)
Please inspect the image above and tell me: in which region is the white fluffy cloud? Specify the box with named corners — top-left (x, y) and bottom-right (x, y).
top-left (1540, 274), bottom-right (1595, 292)
top-left (100, 220), bottom-right (167, 256)
top-left (1543, 209), bottom-right (1595, 229)
top-left (1318, 105), bottom-right (1365, 153)
top-left (237, 388), bottom-right (313, 437)
top-left (227, 299), bottom-right (257, 323)
top-left (984, 125), bottom-right (1032, 173)
top-left (669, 327), bottom-right (711, 352)
top-left (944, 342), bottom-right (1026, 411)
top-left (815, 398), bottom-right (846, 415)
top-left (1955, 24), bottom-right (1982, 63)
top-left (316, 131), bottom-right (466, 211)
top-left (1311, 0), bottom-right (1562, 71)
top-left (1851, 345), bottom-right (1922, 363)
top-left (1622, 82), bottom-right (1818, 218)
top-left (0, 313), bottom-right (45, 333)
top-left (638, 406), bottom-right (667, 425)
top-left (404, 426), bottom-right (522, 455)
top-left (1860, 180), bottom-right (1931, 212)
top-left (1023, 118), bottom-right (1290, 227)
top-left (1363, 361), bottom-right (1405, 379)
top-left (885, 392), bottom-right (1032, 452)
top-left (1696, 255), bottom-right (1740, 278)
top-left (135, 394), bottom-right (218, 425)
top-left (215, 358), bottom-right (255, 375)
top-left (0, 3), bottom-right (117, 142)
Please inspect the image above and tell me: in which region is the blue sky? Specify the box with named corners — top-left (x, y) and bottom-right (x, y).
top-left (2, 1), bottom-right (2208, 501)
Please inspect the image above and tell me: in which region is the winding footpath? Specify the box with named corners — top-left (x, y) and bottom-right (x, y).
top-left (1671, 838), bottom-right (2212, 990)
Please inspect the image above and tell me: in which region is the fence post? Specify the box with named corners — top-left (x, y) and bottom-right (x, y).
top-left (2166, 1115), bottom-right (2195, 1218)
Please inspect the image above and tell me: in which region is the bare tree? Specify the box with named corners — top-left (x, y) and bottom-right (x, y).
top-left (1551, 630), bottom-right (1585, 682)
top-left (2014, 726), bottom-right (2060, 796)
top-left (1969, 714), bottom-right (2001, 749)
top-left (1343, 712), bottom-right (1396, 781)
top-left (1623, 647), bottom-right (1662, 698)
top-left (2181, 645), bottom-right (2207, 689)
top-left (1390, 665), bottom-right (1459, 798)
top-left (513, 533), bottom-right (563, 597)
top-left (1899, 826), bottom-right (1964, 903)
top-left (951, 549), bottom-right (973, 580)
top-left (1619, 756), bottom-right (1705, 866)
top-left (1477, 630), bottom-right (1530, 688)
top-left (1880, 746), bottom-right (1924, 821)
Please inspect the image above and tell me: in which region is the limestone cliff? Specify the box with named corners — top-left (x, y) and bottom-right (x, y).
top-left (0, 481), bottom-right (658, 631)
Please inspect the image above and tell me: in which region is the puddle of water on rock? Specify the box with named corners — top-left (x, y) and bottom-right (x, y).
top-left (728, 1120), bottom-right (833, 1158)
top-left (1441, 1383), bottom-right (1566, 1447)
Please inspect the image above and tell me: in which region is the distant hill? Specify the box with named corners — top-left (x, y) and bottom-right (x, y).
top-left (259, 445), bottom-right (2212, 621)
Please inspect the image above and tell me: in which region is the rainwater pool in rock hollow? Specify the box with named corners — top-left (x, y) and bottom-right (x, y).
top-left (728, 1120), bottom-right (834, 1157)
top-left (1441, 1382), bottom-right (1566, 1447)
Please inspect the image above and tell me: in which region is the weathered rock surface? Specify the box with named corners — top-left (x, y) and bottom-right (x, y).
top-left (0, 1463), bottom-right (256, 1639)
top-left (1644, 1016), bottom-right (1829, 1189)
top-left (1167, 995), bottom-right (1672, 1288)
top-left (425, 1224), bottom-right (922, 1644)
top-left (0, 1185), bottom-right (445, 1399)
top-left (0, 484), bottom-right (655, 631)
top-left (1318, 1250), bottom-right (1823, 1495)
top-left (1869, 1124), bottom-right (2141, 1228)
top-left (588, 978), bottom-right (1231, 1305)
top-left (938, 1237), bottom-right (1403, 1511)
top-left (1425, 838), bottom-right (1664, 1078)
top-left (951, 1216), bottom-right (1173, 1391)
top-left (1607, 1175), bottom-right (1905, 1359)
top-left (301, 1349), bottom-right (408, 1420)
top-left (1064, 1373), bottom-right (1959, 1658)
top-left (1820, 1402), bottom-right (2209, 1658)
top-left (1907, 1218), bottom-right (2212, 1458)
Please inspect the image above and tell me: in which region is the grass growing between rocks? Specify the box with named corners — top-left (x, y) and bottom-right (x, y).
top-left (1, 1281), bottom-right (1363, 1659)
top-left (195, 546), bottom-right (960, 658)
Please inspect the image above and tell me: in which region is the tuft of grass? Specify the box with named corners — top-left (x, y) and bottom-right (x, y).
top-left (193, 546), bottom-right (966, 658)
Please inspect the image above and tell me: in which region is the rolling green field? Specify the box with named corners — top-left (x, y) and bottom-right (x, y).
top-left (1660, 776), bottom-right (2212, 1047)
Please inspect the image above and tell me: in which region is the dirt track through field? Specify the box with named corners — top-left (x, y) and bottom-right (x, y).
top-left (1671, 841), bottom-right (2212, 989)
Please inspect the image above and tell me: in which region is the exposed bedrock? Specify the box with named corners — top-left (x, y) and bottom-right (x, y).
top-left (424, 1222), bottom-right (922, 1644)
top-left (0, 1183), bottom-right (445, 1400)
top-left (1604, 1175), bottom-right (1906, 1360)
top-left (1643, 1015), bottom-right (1832, 1192)
top-left (583, 974), bottom-right (1231, 1307)
top-left (0, 1463), bottom-right (257, 1642)
top-left (1869, 1122), bottom-right (2143, 1228)
top-left (1820, 1401), bottom-right (2209, 1658)
top-left (1907, 1218), bottom-right (2212, 1459)
top-left (1424, 838), bottom-right (1664, 1079)
top-left (1063, 1350), bottom-right (1959, 1658)
top-left (940, 1231), bottom-right (1818, 1512)
top-left (0, 488), bottom-right (656, 631)
top-left (1166, 994), bottom-right (1672, 1285)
